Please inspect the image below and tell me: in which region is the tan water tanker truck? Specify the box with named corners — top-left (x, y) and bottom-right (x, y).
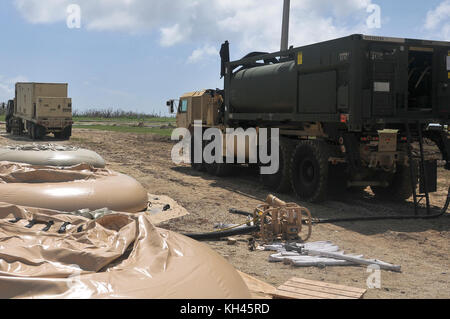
top-left (6, 82), bottom-right (73, 140)
top-left (168, 35), bottom-right (450, 209)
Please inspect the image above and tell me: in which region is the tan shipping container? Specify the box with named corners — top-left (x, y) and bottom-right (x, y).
top-left (15, 83), bottom-right (72, 121)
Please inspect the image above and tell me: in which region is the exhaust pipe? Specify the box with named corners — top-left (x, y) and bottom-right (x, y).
top-left (280, 0), bottom-right (291, 51)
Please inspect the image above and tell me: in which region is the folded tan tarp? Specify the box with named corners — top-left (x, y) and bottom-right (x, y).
top-left (0, 202), bottom-right (251, 299)
top-left (147, 194), bottom-right (190, 225)
top-left (0, 162), bottom-right (148, 213)
top-left (0, 144), bottom-right (106, 168)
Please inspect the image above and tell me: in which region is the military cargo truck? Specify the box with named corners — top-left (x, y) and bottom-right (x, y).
top-left (168, 34), bottom-right (450, 206)
top-left (6, 83), bottom-right (73, 140)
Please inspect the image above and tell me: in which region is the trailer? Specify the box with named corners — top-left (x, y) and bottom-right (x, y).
top-left (169, 34), bottom-right (450, 207)
top-left (7, 83), bottom-right (73, 140)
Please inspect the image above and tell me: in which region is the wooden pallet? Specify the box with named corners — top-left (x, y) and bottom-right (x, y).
top-left (272, 277), bottom-right (366, 299)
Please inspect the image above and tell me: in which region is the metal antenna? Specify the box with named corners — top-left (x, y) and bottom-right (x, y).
top-left (280, 0), bottom-right (291, 51)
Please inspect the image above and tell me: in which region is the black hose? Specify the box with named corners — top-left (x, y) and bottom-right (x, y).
top-left (229, 208), bottom-right (253, 217)
top-left (312, 186), bottom-right (450, 224)
top-left (229, 186), bottom-right (450, 225)
top-left (185, 187), bottom-right (450, 241)
top-left (182, 225), bottom-right (259, 241)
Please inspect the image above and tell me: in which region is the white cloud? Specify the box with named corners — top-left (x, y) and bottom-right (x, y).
top-left (14, 0), bottom-right (376, 61)
top-left (424, 0), bottom-right (450, 40)
top-left (188, 45), bottom-right (219, 64)
top-left (160, 24), bottom-right (192, 47)
top-left (14, 0), bottom-right (67, 24)
top-left (0, 75), bottom-right (28, 102)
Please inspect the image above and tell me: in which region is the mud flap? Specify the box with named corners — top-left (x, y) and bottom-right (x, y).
top-left (420, 160), bottom-right (437, 193)
top-left (425, 130), bottom-right (450, 170)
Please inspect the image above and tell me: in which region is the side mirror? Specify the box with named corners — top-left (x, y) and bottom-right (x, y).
top-left (166, 100), bottom-right (175, 114)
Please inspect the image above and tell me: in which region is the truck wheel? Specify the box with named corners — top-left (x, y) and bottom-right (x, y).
top-left (371, 163), bottom-right (418, 201)
top-left (64, 125), bottom-right (72, 140)
top-left (30, 124), bottom-right (44, 140)
top-left (12, 126), bottom-right (22, 136)
top-left (260, 137), bottom-right (294, 193)
top-left (290, 140), bottom-right (330, 203)
top-left (31, 124), bottom-right (37, 140)
top-left (5, 115), bottom-right (11, 133)
top-left (58, 125), bottom-right (72, 140)
top-left (28, 123), bottom-right (34, 139)
top-left (36, 125), bottom-right (45, 140)
top-left (10, 118), bottom-right (23, 136)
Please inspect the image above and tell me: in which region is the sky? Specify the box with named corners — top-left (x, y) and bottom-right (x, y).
top-left (0, 0), bottom-right (449, 116)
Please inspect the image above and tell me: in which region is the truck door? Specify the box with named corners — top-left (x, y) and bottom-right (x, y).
top-left (369, 43), bottom-right (408, 117)
top-left (434, 48), bottom-right (450, 118)
top-left (176, 99), bottom-right (189, 129)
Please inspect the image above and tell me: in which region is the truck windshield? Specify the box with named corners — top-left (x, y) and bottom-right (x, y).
top-left (179, 100), bottom-right (188, 113)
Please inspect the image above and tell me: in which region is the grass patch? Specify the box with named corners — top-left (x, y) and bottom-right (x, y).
top-left (73, 116), bottom-right (175, 123)
top-left (73, 124), bottom-right (174, 137)
top-left (72, 109), bottom-right (175, 123)
top-left (0, 115), bottom-right (5, 122)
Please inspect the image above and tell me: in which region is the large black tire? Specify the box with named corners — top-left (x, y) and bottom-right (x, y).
top-left (371, 163), bottom-right (418, 201)
top-left (30, 123), bottom-right (45, 140)
top-left (12, 127), bottom-right (22, 136)
top-left (57, 125), bottom-right (72, 140)
top-left (63, 125), bottom-right (72, 140)
top-left (10, 118), bottom-right (23, 136)
top-left (37, 125), bottom-right (46, 140)
top-left (5, 115), bottom-right (11, 133)
top-left (28, 123), bottom-right (34, 139)
top-left (290, 140), bottom-right (330, 203)
top-left (260, 137), bottom-right (295, 193)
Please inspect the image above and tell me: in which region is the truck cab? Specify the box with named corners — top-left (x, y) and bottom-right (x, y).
top-left (168, 90), bottom-right (222, 131)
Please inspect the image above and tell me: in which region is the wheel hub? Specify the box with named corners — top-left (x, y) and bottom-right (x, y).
top-left (301, 159), bottom-right (315, 185)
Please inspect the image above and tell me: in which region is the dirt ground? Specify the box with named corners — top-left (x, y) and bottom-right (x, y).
top-left (0, 125), bottom-right (449, 299)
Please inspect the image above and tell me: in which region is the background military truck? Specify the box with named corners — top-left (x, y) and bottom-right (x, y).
top-left (168, 34), bottom-right (450, 208)
top-left (6, 83), bottom-right (73, 140)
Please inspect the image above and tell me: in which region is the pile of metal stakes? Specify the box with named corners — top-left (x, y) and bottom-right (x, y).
top-left (262, 241), bottom-right (401, 272)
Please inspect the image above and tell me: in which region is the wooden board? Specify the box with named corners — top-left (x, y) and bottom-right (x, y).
top-left (272, 277), bottom-right (366, 300)
top-left (238, 271), bottom-right (276, 299)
